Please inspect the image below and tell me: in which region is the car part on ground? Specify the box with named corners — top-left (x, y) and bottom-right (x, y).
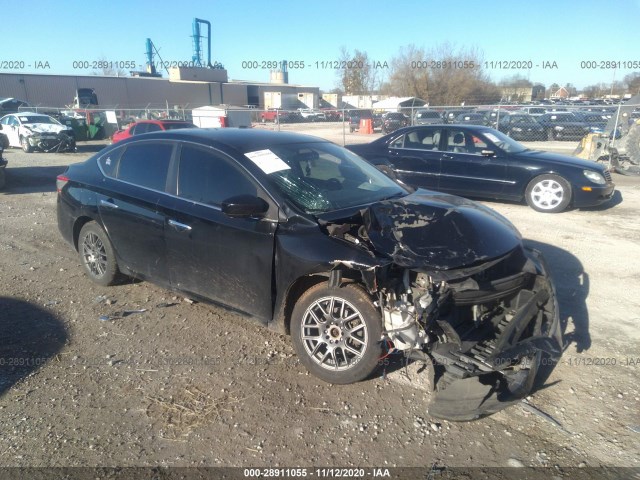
top-left (57, 128), bottom-right (563, 421)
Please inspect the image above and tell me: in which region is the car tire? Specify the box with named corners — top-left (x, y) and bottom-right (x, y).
top-left (0, 169), bottom-right (5, 190)
top-left (291, 283), bottom-right (383, 384)
top-left (525, 174), bottom-right (572, 213)
top-left (20, 136), bottom-right (33, 153)
top-left (78, 222), bottom-right (124, 286)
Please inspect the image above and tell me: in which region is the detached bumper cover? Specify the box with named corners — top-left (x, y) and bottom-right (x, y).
top-left (427, 247), bottom-right (562, 421)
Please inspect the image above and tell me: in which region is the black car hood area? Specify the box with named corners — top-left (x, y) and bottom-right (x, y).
top-left (517, 149), bottom-right (605, 170)
top-left (324, 190), bottom-right (522, 272)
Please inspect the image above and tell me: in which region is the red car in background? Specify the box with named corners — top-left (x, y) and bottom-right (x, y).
top-left (111, 120), bottom-right (196, 143)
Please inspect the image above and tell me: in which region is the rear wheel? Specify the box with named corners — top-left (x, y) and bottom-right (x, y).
top-left (525, 174), bottom-right (571, 213)
top-left (291, 283), bottom-right (383, 384)
top-left (78, 222), bottom-right (124, 286)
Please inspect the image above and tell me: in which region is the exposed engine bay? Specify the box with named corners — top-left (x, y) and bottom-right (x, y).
top-left (320, 192), bottom-right (563, 421)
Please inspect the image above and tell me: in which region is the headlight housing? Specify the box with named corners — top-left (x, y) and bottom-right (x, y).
top-left (583, 170), bottom-right (605, 185)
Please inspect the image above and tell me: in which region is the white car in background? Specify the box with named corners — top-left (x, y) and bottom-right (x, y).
top-left (0, 112), bottom-right (76, 152)
top-left (297, 108), bottom-right (326, 122)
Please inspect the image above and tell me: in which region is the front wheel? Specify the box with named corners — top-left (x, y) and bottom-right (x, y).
top-left (291, 283), bottom-right (383, 384)
top-left (525, 174), bottom-right (572, 213)
top-left (20, 136), bottom-right (33, 153)
top-left (78, 222), bottom-right (125, 286)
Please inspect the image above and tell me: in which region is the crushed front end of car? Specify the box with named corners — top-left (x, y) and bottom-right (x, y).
top-left (321, 190), bottom-right (562, 421)
top-left (21, 124), bottom-right (75, 152)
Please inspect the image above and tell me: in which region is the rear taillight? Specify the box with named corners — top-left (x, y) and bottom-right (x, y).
top-left (56, 175), bottom-right (69, 193)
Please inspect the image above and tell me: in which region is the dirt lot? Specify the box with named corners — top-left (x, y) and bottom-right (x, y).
top-left (0, 125), bottom-right (638, 472)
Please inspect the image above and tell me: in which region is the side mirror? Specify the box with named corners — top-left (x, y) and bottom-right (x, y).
top-left (481, 150), bottom-right (495, 157)
top-left (221, 195), bottom-right (269, 218)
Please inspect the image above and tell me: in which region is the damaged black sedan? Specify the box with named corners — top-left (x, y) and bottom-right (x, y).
top-left (57, 129), bottom-right (562, 420)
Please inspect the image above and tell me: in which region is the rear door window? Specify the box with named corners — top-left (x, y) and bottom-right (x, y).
top-left (116, 142), bottom-right (174, 191)
top-left (390, 128), bottom-right (442, 150)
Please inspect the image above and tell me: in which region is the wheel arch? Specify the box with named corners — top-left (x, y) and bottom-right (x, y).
top-left (521, 170), bottom-right (573, 203)
top-left (72, 215), bottom-right (100, 251)
top-left (277, 269), bottom-right (371, 336)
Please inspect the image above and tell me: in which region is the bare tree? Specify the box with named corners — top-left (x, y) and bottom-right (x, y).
top-left (624, 72), bottom-right (640, 95)
top-left (384, 43), bottom-right (500, 105)
top-left (335, 48), bottom-right (378, 95)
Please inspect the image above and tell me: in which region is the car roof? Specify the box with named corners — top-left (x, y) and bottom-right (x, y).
top-left (121, 128), bottom-right (331, 154)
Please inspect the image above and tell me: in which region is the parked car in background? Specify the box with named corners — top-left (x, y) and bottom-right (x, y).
top-left (56, 128), bottom-right (562, 421)
top-left (413, 109), bottom-right (442, 125)
top-left (0, 112), bottom-right (75, 152)
top-left (320, 108), bottom-right (342, 121)
top-left (518, 106), bottom-right (546, 117)
top-left (479, 110), bottom-right (509, 128)
top-left (346, 124), bottom-right (614, 213)
top-left (497, 113), bottom-right (545, 140)
top-left (297, 108), bottom-right (326, 122)
top-left (453, 112), bottom-right (487, 126)
top-left (348, 109), bottom-right (382, 132)
top-left (380, 112), bottom-right (409, 133)
top-left (111, 120), bottom-right (197, 143)
top-left (443, 109), bottom-right (475, 123)
top-left (536, 112), bottom-right (590, 140)
top-left (572, 112), bottom-right (609, 133)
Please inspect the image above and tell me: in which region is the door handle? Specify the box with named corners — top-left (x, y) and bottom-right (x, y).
top-left (168, 219), bottom-right (192, 232)
top-left (99, 199), bottom-right (119, 209)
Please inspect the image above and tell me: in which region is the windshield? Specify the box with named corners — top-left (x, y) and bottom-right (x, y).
top-left (20, 115), bottom-right (60, 125)
top-left (481, 130), bottom-right (528, 153)
top-left (248, 142), bottom-right (406, 214)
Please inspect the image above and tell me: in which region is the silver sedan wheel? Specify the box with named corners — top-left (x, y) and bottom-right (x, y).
top-left (529, 178), bottom-right (566, 210)
top-left (82, 232), bottom-right (107, 277)
top-left (300, 296), bottom-right (368, 371)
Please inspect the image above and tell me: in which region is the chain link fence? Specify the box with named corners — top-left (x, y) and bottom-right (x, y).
top-left (7, 102), bottom-right (639, 168)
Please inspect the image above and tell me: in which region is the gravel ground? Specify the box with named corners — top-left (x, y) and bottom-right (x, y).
top-left (0, 127), bottom-right (638, 471)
